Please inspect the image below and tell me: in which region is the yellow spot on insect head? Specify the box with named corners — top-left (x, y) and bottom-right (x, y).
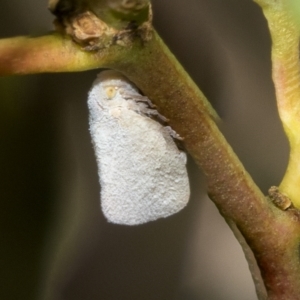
top-left (105, 86), bottom-right (118, 99)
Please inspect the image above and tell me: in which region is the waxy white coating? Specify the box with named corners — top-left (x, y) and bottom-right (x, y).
top-left (88, 70), bottom-right (190, 225)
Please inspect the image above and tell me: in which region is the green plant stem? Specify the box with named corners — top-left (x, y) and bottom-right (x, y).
top-left (255, 0), bottom-right (300, 210)
top-left (108, 31), bottom-right (300, 300)
top-left (0, 34), bottom-right (122, 75)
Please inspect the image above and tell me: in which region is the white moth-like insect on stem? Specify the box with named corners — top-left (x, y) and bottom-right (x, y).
top-left (88, 70), bottom-right (190, 225)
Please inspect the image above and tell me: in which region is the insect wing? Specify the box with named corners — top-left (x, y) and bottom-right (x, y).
top-left (88, 71), bottom-right (190, 225)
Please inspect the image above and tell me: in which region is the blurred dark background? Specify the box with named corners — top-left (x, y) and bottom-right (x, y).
top-left (0, 0), bottom-right (289, 299)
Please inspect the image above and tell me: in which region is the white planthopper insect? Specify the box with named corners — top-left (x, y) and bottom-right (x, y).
top-left (88, 70), bottom-right (190, 225)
